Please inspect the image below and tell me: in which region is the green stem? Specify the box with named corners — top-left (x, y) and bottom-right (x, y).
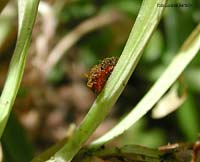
top-left (91, 24), bottom-right (200, 146)
top-left (0, 0), bottom-right (39, 138)
top-left (73, 145), bottom-right (162, 162)
top-left (45, 0), bottom-right (167, 161)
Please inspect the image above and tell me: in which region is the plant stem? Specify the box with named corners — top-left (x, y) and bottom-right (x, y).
top-left (91, 23), bottom-right (200, 147)
top-left (0, 0), bottom-right (39, 138)
top-left (44, 0), bottom-right (167, 161)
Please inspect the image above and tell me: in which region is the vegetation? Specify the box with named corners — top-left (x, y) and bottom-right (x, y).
top-left (0, 0), bottom-right (199, 162)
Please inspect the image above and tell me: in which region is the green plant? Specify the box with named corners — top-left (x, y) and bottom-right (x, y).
top-left (0, 0), bottom-right (200, 162)
top-left (0, 0), bottom-right (39, 138)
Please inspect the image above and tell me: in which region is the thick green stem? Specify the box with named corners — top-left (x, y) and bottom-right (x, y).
top-left (0, 0), bottom-right (39, 138)
top-left (91, 24), bottom-right (200, 146)
top-left (45, 0), bottom-right (167, 161)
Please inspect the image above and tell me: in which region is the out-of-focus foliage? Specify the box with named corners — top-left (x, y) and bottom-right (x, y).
top-left (2, 113), bottom-right (34, 162)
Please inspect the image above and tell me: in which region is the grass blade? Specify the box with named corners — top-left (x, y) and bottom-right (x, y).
top-left (0, 0), bottom-right (39, 138)
top-left (92, 24), bottom-right (200, 146)
top-left (44, 0), bottom-right (167, 161)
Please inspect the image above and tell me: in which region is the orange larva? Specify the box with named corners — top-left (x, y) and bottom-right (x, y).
top-left (85, 57), bottom-right (118, 93)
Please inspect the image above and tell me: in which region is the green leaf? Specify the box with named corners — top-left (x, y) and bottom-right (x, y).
top-left (2, 112), bottom-right (34, 162)
top-left (177, 94), bottom-right (200, 141)
top-left (91, 24), bottom-right (200, 146)
top-left (0, 0), bottom-right (39, 138)
top-left (43, 0), bottom-right (167, 161)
